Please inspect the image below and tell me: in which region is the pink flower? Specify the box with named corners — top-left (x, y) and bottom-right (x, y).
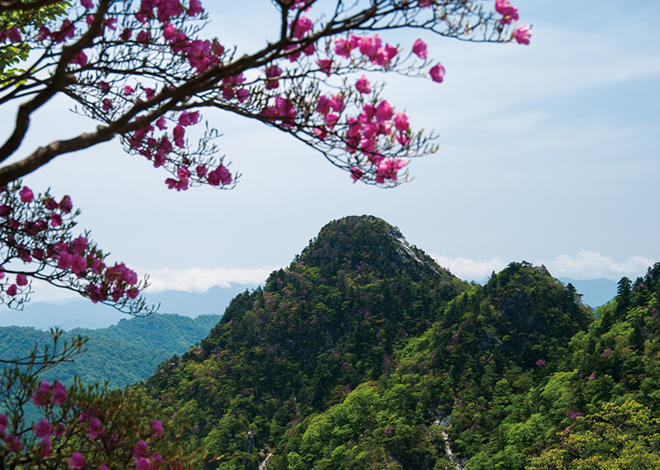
top-left (384, 44), bottom-right (398, 61)
top-left (495, 0), bottom-right (519, 25)
top-left (412, 39), bottom-right (428, 59)
top-left (34, 419), bottom-right (52, 438)
top-left (156, 117), bottom-right (167, 130)
top-left (69, 453), bottom-right (86, 469)
top-left (350, 166), bottom-right (364, 183)
top-left (316, 95), bottom-right (330, 114)
top-left (313, 127), bottom-right (327, 140)
top-left (377, 157), bottom-right (407, 182)
top-left (317, 59), bottom-right (332, 76)
top-left (396, 131), bottom-right (410, 146)
top-left (53, 20), bottom-right (75, 43)
top-left (19, 186), bottom-right (33, 203)
top-left (120, 28), bottom-right (132, 41)
top-left (329, 94), bottom-right (344, 112)
top-left (58, 251), bottom-right (73, 269)
top-left (5, 434), bottom-right (23, 453)
top-left (88, 417), bottom-right (102, 439)
top-left (334, 38), bottom-right (352, 58)
top-left (324, 113), bottom-right (339, 129)
top-left (136, 458), bottom-right (150, 470)
top-left (39, 438), bottom-right (52, 457)
top-left (98, 80), bottom-right (110, 94)
top-left (513, 25), bottom-right (531, 45)
top-left (207, 164), bottom-right (232, 186)
top-left (33, 381), bottom-right (51, 406)
top-left (588, 373), bottom-right (596, 381)
top-left (173, 124), bottom-right (185, 147)
top-left (189, 0), bottom-right (203, 16)
top-left (137, 30), bottom-right (151, 44)
top-left (303, 43), bottom-right (315, 56)
top-left (81, 0), bottom-right (94, 8)
top-left (265, 65), bottom-right (282, 89)
top-left (70, 51), bottom-right (88, 67)
top-left (355, 75), bottom-right (371, 94)
top-left (144, 88), bottom-right (156, 99)
top-left (102, 98), bottom-right (113, 112)
top-left (16, 274), bottom-right (28, 286)
top-left (60, 195), bottom-right (73, 213)
top-left (419, 0), bottom-right (433, 7)
top-left (50, 212), bottom-right (63, 227)
top-left (290, 15), bottom-right (313, 38)
top-left (133, 440), bottom-right (149, 459)
top-left (375, 100), bottom-right (393, 122)
top-left (53, 423), bottom-right (66, 436)
top-left (157, 0), bottom-right (183, 22)
top-left (151, 419), bottom-right (164, 436)
top-left (124, 85), bottom-right (135, 96)
top-left (178, 110), bottom-right (199, 126)
top-left (7, 26), bottom-right (22, 43)
top-left (358, 34), bottom-right (382, 59)
top-left (51, 380), bottom-right (67, 404)
top-left (430, 63), bottom-right (445, 83)
top-left (393, 112), bottom-right (409, 131)
top-left (237, 89), bottom-right (249, 102)
top-left (38, 26), bottom-right (51, 41)
top-left (104, 17), bottom-right (117, 30)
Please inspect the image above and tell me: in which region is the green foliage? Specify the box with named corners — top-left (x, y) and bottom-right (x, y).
top-left (527, 400), bottom-right (660, 469)
top-left (0, 1), bottom-right (71, 82)
top-left (137, 217), bottom-right (660, 470)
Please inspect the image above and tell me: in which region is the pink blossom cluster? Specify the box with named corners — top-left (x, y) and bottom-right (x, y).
top-left (261, 96), bottom-right (297, 128)
top-left (495, 0), bottom-right (532, 45)
top-left (221, 73), bottom-right (249, 102)
top-left (133, 437), bottom-right (164, 470)
top-left (32, 380), bottom-right (68, 407)
top-left (334, 33), bottom-right (398, 67)
top-left (326, 96), bottom-right (409, 183)
top-left (567, 410), bottom-right (584, 421)
top-left (1, 186), bottom-right (143, 305)
top-left (123, 108), bottom-right (232, 191)
top-left (19, 384), bottom-right (168, 470)
top-left (1, 412), bottom-right (27, 454)
top-left (0, 26), bottom-right (22, 43)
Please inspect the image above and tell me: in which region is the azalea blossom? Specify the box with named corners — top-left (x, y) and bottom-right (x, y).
top-left (430, 63), bottom-right (445, 83)
top-left (412, 39), bottom-right (428, 59)
top-left (513, 25), bottom-right (532, 45)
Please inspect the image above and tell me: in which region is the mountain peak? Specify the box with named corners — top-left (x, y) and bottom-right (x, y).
top-left (293, 215), bottom-right (447, 283)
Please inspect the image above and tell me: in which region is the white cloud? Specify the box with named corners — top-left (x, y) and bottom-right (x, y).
top-left (432, 252), bottom-right (657, 282)
top-left (537, 251), bottom-right (656, 281)
top-left (140, 267), bottom-right (279, 293)
top-left (432, 255), bottom-right (508, 281)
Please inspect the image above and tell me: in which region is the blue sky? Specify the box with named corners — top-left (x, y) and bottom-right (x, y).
top-left (2, 0), bottom-right (659, 303)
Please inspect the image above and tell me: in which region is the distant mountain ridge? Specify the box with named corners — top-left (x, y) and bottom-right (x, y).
top-left (0, 284), bottom-right (251, 331)
top-left (558, 277), bottom-right (617, 308)
top-left (0, 313), bottom-right (222, 389)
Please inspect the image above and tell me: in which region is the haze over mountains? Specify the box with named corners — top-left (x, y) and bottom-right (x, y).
top-left (0, 283), bottom-right (253, 331)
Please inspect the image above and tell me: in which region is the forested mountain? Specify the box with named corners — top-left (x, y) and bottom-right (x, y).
top-left (139, 216), bottom-right (660, 470)
top-left (0, 313), bottom-right (222, 389)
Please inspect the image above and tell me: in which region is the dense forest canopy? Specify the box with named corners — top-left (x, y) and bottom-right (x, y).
top-left (138, 215), bottom-right (660, 470)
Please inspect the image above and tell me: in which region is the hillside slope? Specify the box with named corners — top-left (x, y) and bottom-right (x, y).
top-left (0, 313), bottom-right (222, 389)
top-left (142, 216), bottom-right (596, 469)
